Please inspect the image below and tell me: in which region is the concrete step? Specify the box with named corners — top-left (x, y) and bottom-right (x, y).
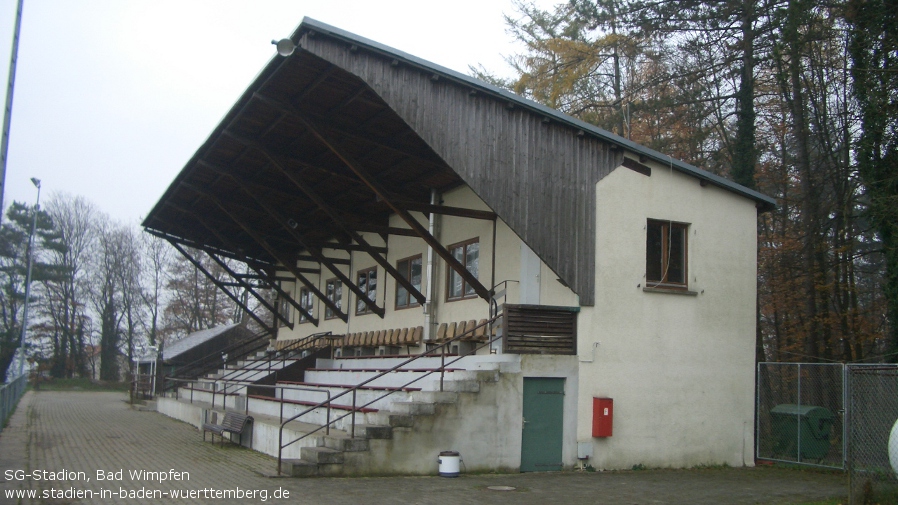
top-left (281, 459), bottom-right (318, 477)
top-left (354, 424), bottom-right (392, 439)
top-left (301, 446), bottom-right (344, 464)
top-left (317, 435), bottom-right (369, 452)
top-left (391, 401), bottom-right (435, 416)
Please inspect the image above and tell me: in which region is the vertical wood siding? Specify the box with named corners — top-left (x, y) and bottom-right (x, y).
top-left (303, 38), bottom-right (623, 306)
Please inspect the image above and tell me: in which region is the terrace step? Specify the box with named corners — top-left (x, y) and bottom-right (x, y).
top-left (281, 459), bottom-right (318, 477)
top-left (391, 401), bottom-right (435, 416)
top-left (301, 446), bottom-right (344, 464)
top-left (318, 435), bottom-right (369, 452)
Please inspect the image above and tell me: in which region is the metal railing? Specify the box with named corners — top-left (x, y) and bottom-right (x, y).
top-left (212, 332), bottom-right (333, 399)
top-left (276, 314), bottom-right (502, 474)
top-left (164, 330), bottom-right (331, 393)
top-left (1, 374), bottom-right (28, 432)
top-left (164, 329), bottom-right (273, 389)
top-left (166, 377), bottom-right (332, 434)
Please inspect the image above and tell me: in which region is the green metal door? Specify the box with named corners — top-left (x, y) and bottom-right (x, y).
top-left (521, 377), bottom-right (565, 472)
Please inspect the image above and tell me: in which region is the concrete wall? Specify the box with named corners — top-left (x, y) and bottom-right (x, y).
top-left (576, 157), bottom-right (758, 469)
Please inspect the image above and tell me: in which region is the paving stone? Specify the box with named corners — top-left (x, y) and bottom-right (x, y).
top-left (0, 390), bottom-right (848, 505)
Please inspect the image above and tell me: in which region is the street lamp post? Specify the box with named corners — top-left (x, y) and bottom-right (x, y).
top-left (17, 176), bottom-right (40, 378)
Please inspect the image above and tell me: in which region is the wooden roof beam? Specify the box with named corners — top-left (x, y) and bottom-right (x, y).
top-left (249, 141), bottom-right (427, 306)
top-left (202, 249), bottom-right (294, 329)
top-left (235, 180), bottom-right (385, 318)
top-left (391, 201), bottom-right (497, 221)
top-left (197, 190), bottom-right (338, 324)
top-left (292, 113), bottom-right (491, 302)
top-left (167, 240), bottom-right (275, 335)
top-left (190, 220), bottom-right (317, 323)
top-left (253, 92), bottom-right (449, 175)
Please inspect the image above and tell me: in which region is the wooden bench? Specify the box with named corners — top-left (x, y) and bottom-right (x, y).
top-left (202, 412), bottom-right (253, 447)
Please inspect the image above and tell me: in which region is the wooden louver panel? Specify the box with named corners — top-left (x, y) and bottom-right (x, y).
top-left (502, 304), bottom-right (578, 355)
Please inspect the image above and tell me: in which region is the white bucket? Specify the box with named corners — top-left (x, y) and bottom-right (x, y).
top-left (438, 451), bottom-right (460, 477)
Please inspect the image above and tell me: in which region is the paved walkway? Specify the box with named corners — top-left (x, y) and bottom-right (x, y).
top-left (1, 391), bottom-right (846, 504)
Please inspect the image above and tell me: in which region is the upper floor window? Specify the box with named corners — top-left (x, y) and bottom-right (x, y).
top-left (395, 255), bottom-right (423, 309)
top-left (356, 267), bottom-right (377, 315)
top-left (277, 293), bottom-right (293, 326)
top-left (646, 219), bottom-right (688, 289)
top-left (298, 287), bottom-right (313, 323)
top-left (325, 278), bottom-right (342, 320)
top-left (447, 239), bottom-right (479, 301)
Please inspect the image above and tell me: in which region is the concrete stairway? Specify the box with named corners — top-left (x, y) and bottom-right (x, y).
top-left (158, 353), bottom-right (523, 476)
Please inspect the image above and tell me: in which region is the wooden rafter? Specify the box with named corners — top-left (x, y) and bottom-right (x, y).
top-left (252, 145), bottom-right (427, 306)
top-left (202, 249), bottom-right (293, 329)
top-left (187, 222), bottom-right (317, 324)
top-left (234, 179), bottom-right (385, 318)
top-left (288, 111), bottom-right (491, 302)
top-left (196, 190), bottom-right (341, 323)
top-left (167, 240), bottom-right (275, 335)
top-left (253, 92), bottom-right (448, 176)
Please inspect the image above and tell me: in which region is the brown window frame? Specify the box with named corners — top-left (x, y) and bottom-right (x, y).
top-left (446, 238), bottom-right (480, 302)
top-left (395, 254), bottom-right (423, 310)
top-left (355, 266), bottom-right (378, 315)
top-left (298, 286), bottom-right (314, 324)
top-left (324, 278), bottom-right (343, 320)
top-left (646, 219), bottom-right (688, 290)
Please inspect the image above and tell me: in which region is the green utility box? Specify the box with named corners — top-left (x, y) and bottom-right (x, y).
top-left (770, 404), bottom-right (835, 460)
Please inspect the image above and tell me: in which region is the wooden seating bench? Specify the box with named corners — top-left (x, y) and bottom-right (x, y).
top-left (202, 411), bottom-right (253, 447)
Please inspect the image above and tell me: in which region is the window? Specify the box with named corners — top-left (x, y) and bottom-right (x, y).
top-left (646, 220), bottom-right (688, 289)
top-left (298, 287), bottom-right (313, 323)
top-left (446, 239), bottom-right (479, 301)
top-left (277, 294), bottom-right (293, 326)
top-left (325, 278), bottom-right (342, 320)
top-left (356, 267), bottom-right (377, 315)
top-left (395, 255), bottom-right (423, 309)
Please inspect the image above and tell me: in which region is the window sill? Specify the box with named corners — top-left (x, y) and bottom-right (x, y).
top-left (643, 287), bottom-right (698, 296)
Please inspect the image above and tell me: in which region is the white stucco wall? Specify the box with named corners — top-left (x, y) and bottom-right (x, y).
top-left (577, 158), bottom-right (758, 469)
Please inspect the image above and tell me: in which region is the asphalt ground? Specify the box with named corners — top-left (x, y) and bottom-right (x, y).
top-left (0, 390), bottom-right (847, 505)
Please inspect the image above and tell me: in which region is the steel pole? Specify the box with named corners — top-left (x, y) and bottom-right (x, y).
top-left (0, 0), bottom-right (24, 225)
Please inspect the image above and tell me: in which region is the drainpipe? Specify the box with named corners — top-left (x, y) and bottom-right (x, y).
top-left (423, 189), bottom-right (439, 341)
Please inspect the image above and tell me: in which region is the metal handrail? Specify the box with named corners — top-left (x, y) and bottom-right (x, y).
top-left (166, 377), bottom-right (333, 434)
top-left (214, 332), bottom-right (332, 398)
top-left (276, 314), bottom-right (502, 474)
top-left (163, 331), bottom-right (332, 395)
top-left (164, 329), bottom-right (272, 388)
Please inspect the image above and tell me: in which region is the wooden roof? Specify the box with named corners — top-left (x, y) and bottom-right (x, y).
top-left (144, 18), bottom-right (775, 306)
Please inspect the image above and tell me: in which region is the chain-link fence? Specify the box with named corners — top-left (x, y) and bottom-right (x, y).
top-left (847, 364), bottom-right (898, 505)
top-left (757, 363), bottom-right (845, 469)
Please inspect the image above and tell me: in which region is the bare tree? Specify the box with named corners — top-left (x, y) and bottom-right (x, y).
top-left (39, 193), bottom-right (97, 378)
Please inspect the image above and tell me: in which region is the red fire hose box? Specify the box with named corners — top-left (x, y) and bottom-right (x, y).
top-left (593, 397), bottom-right (613, 437)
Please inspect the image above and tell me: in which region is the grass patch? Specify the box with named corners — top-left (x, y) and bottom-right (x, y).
top-left (36, 378), bottom-right (130, 392)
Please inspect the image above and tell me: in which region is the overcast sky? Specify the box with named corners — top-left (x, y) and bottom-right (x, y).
top-left (0, 0), bottom-right (556, 226)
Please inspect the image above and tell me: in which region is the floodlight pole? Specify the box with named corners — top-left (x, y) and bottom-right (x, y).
top-left (17, 176), bottom-right (40, 378)
top-left (0, 0), bottom-right (25, 226)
